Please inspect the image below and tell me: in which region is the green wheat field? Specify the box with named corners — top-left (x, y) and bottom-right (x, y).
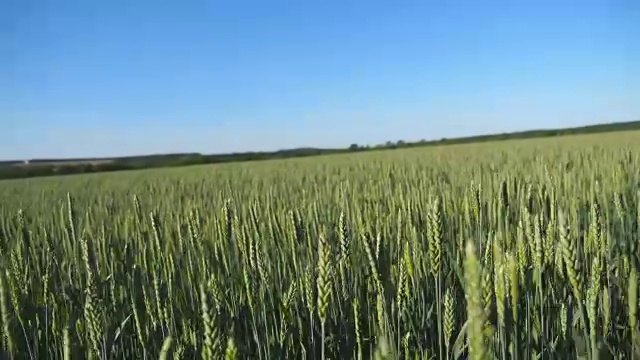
top-left (1, 131), bottom-right (640, 359)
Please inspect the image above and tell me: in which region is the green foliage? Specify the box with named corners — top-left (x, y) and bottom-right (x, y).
top-left (0, 130), bottom-right (639, 358)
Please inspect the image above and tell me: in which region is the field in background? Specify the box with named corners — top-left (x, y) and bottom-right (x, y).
top-left (2, 120), bottom-right (639, 181)
top-left (1, 130), bottom-right (640, 359)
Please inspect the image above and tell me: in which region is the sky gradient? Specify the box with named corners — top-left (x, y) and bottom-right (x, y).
top-left (2, 0), bottom-right (639, 160)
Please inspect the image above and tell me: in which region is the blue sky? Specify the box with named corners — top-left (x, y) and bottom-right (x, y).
top-left (2, 0), bottom-right (638, 159)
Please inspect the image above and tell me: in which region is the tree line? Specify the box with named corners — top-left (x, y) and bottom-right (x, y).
top-left (1, 120), bottom-right (638, 180)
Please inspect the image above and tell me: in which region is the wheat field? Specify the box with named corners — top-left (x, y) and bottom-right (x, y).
top-left (0, 131), bottom-right (639, 359)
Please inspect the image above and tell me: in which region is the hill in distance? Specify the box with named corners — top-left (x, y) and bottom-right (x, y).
top-left (1, 119), bottom-right (639, 180)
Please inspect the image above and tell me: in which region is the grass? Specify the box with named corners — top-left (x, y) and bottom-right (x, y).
top-left (0, 130), bottom-right (639, 359)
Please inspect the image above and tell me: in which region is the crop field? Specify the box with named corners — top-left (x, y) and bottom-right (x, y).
top-left (1, 131), bottom-right (640, 359)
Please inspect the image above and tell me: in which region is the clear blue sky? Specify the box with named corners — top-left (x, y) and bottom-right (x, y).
top-left (2, 0), bottom-right (639, 160)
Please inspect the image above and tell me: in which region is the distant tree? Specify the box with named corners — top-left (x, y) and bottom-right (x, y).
top-left (396, 140), bottom-right (406, 147)
top-left (349, 143), bottom-right (359, 151)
